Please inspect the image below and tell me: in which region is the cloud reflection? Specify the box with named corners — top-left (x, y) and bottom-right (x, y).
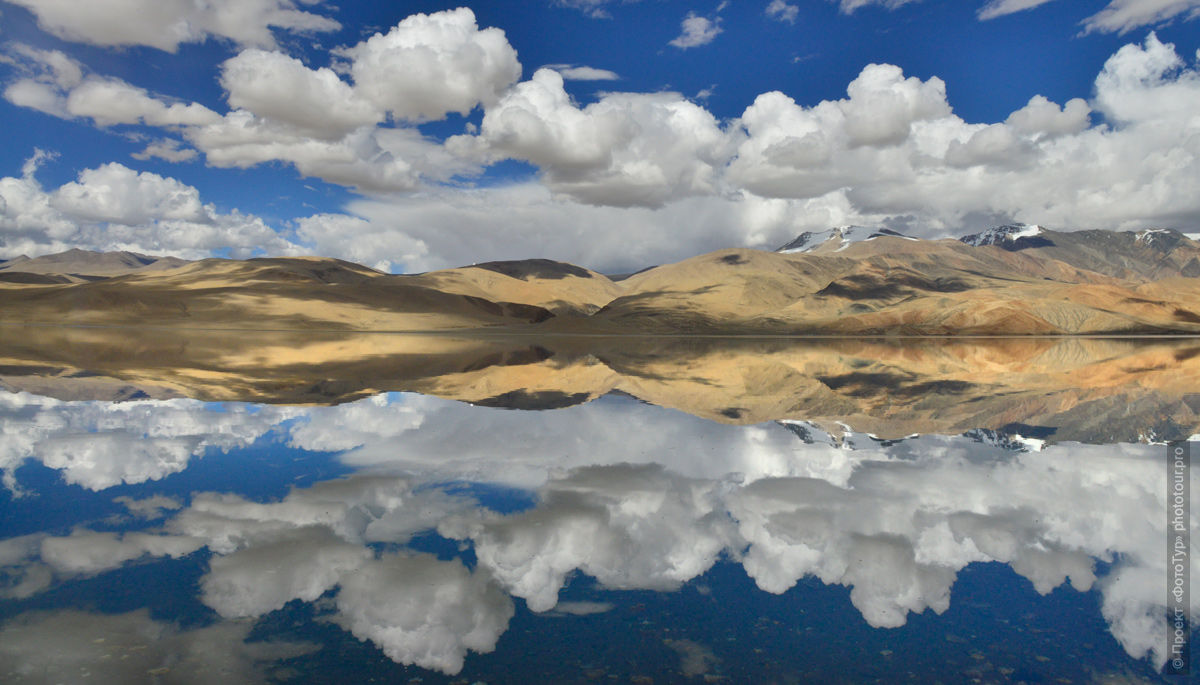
top-left (1, 389), bottom-right (1195, 672)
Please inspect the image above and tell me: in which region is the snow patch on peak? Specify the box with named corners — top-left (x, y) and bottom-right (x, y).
top-left (776, 226), bottom-right (913, 254)
top-left (960, 224), bottom-right (1044, 247)
top-left (1135, 228), bottom-right (1170, 245)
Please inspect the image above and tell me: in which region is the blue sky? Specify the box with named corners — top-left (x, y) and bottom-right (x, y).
top-left (1, 0), bottom-right (1198, 272)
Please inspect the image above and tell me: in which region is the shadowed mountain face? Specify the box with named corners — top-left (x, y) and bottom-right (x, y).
top-left (1, 327), bottom-right (1197, 443)
top-left (0, 249), bottom-right (188, 280)
top-left (1, 226), bottom-right (1200, 334)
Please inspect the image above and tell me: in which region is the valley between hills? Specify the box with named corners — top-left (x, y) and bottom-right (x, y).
top-left (3, 224), bottom-right (1200, 336)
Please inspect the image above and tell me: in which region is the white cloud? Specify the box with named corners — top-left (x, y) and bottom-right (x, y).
top-left (545, 64), bottom-right (620, 81)
top-left (2, 45), bottom-right (222, 129)
top-left (0, 158), bottom-right (303, 260)
top-left (0, 392), bottom-right (300, 490)
top-left (725, 35), bottom-right (1200, 234)
top-left (305, 185), bottom-right (837, 273)
top-left (554, 0), bottom-right (630, 18)
top-left (670, 12), bottom-right (723, 49)
top-left (201, 527), bottom-right (370, 618)
top-left (448, 68), bottom-right (733, 208)
top-left (978, 0), bottom-right (1058, 20)
top-left (4, 13), bottom-right (1200, 269)
top-left (2, 78), bottom-right (67, 118)
top-left (130, 138), bottom-right (199, 163)
top-left (978, 0), bottom-right (1200, 31)
top-left (294, 213), bottom-right (428, 273)
top-left (39, 530), bottom-right (203, 575)
top-left (338, 7), bottom-right (521, 123)
top-left (1082, 0), bottom-right (1200, 34)
top-left (837, 0), bottom-right (920, 12)
top-left (219, 49), bottom-right (382, 138)
top-left (766, 0), bottom-right (800, 23)
top-left (114, 494), bottom-right (183, 519)
top-left (334, 554), bottom-right (514, 675)
top-left (1004, 94), bottom-right (1092, 137)
top-left (4, 389), bottom-right (1193, 670)
top-left (1, 9), bottom-right (512, 192)
top-left (4, 0), bottom-right (340, 52)
top-left (442, 463), bottom-right (740, 613)
top-left (0, 609), bottom-right (317, 682)
top-left (149, 463), bottom-right (506, 675)
top-left (65, 78), bottom-right (222, 127)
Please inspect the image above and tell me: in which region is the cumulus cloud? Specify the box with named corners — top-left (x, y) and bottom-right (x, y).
top-left (219, 49), bottom-right (382, 138)
top-left (158, 468), bottom-right (508, 674)
top-left (1, 9), bottom-right (510, 192)
top-left (766, 0), bottom-right (800, 23)
top-left (338, 7), bottom-right (521, 123)
top-left (278, 392), bottom-right (1196, 669)
top-left (725, 34), bottom-right (1200, 234)
top-left (6, 389), bottom-right (1194, 670)
top-left (334, 554), bottom-right (514, 674)
top-left (4, 10), bottom-right (1200, 278)
top-left (448, 68), bottom-right (733, 208)
top-left (4, 0), bottom-right (339, 52)
top-left (0, 157), bottom-right (303, 260)
top-left (0, 609), bottom-right (317, 682)
top-left (1004, 94), bottom-right (1092, 137)
top-left (201, 527), bottom-right (370, 618)
top-left (441, 463), bottom-right (739, 612)
top-left (0, 392), bottom-right (300, 490)
top-left (670, 12), bottom-right (723, 49)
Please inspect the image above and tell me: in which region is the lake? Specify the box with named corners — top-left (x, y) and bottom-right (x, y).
top-left (0, 329), bottom-right (1196, 683)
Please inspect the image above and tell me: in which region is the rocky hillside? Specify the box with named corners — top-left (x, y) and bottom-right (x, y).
top-left (1, 225), bottom-right (1199, 334)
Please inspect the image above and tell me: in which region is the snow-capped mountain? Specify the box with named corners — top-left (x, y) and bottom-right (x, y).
top-left (963, 427), bottom-right (1050, 452)
top-left (776, 226), bottom-right (914, 254)
top-left (959, 223), bottom-right (1048, 247)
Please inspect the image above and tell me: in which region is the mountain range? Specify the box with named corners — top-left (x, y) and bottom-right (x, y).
top-left (2, 225), bottom-right (1200, 334)
top-left (0, 327), bottom-right (1196, 444)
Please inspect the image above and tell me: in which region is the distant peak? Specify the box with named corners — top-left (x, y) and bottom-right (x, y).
top-left (1134, 228), bottom-right (1173, 245)
top-left (960, 223), bottom-right (1045, 247)
top-left (776, 226), bottom-right (914, 254)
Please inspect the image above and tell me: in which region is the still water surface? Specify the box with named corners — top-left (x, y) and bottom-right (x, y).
top-left (0, 334), bottom-right (1196, 683)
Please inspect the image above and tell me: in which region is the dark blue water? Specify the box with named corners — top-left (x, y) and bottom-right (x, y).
top-left (0, 391), bottom-right (1193, 683)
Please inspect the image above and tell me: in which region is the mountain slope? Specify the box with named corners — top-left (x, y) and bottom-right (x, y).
top-left (2, 327), bottom-right (1197, 443)
top-left (2, 225), bottom-right (1199, 334)
top-left (0, 257), bottom-right (555, 330)
top-left (0, 249), bottom-right (189, 280)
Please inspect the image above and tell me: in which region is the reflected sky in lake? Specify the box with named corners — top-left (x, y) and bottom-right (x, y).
top-left (1, 374), bottom-right (1196, 683)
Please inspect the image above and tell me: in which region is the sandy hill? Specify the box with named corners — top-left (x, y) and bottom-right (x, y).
top-left (0, 256), bottom-right (554, 330)
top-left (1, 327), bottom-right (1197, 443)
top-left (407, 258), bottom-right (623, 315)
top-left (1, 226), bottom-right (1199, 334)
top-left (579, 233), bottom-right (1200, 334)
top-left (0, 249), bottom-right (189, 281)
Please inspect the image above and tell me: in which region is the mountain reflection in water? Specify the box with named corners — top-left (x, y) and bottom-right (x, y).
top-left (0, 329), bottom-right (1196, 683)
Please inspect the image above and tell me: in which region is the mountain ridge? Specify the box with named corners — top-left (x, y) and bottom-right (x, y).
top-left (2, 225), bottom-right (1199, 335)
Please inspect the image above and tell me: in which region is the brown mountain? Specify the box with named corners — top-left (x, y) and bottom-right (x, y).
top-left (0, 326), bottom-right (1196, 443)
top-left (0, 256), bottom-right (553, 330)
top-left (1, 227), bottom-right (1199, 334)
top-left (0, 249), bottom-right (189, 283)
